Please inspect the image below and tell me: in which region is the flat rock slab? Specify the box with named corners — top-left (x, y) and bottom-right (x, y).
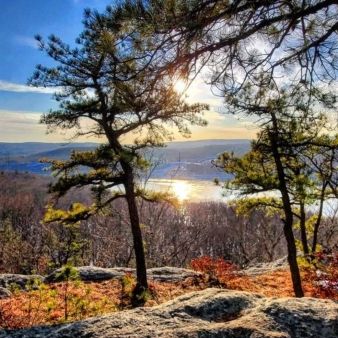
top-left (1, 288), bottom-right (338, 338)
top-left (45, 266), bottom-right (201, 283)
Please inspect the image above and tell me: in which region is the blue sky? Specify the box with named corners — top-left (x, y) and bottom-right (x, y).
top-left (0, 0), bottom-right (257, 143)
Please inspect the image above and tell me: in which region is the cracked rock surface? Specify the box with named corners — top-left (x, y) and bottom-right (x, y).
top-left (1, 288), bottom-right (337, 338)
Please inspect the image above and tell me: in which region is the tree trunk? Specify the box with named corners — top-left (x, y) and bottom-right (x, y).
top-left (123, 163), bottom-right (148, 292)
top-left (299, 202), bottom-right (309, 256)
top-left (267, 119), bottom-right (304, 297)
top-left (283, 217), bottom-right (304, 297)
top-left (312, 183), bottom-right (326, 254)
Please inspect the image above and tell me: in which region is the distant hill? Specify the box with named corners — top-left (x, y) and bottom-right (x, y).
top-left (0, 140), bottom-right (251, 178)
top-left (21, 146), bottom-right (98, 162)
top-left (151, 141), bottom-right (250, 162)
top-left (0, 142), bottom-right (98, 157)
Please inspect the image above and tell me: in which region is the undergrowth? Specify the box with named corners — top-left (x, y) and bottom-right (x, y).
top-left (1, 253), bottom-right (337, 330)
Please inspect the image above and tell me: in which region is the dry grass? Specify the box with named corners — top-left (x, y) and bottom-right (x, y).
top-left (0, 269), bottom-right (336, 329)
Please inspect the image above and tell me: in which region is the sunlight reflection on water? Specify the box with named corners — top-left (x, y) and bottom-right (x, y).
top-left (116, 179), bottom-right (338, 215)
top-left (146, 179), bottom-right (224, 202)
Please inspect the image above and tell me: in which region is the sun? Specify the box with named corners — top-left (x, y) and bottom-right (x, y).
top-left (172, 180), bottom-right (191, 202)
top-left (174, 80), bottom-right (186, 93)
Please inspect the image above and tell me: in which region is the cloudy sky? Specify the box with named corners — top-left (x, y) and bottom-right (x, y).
top-left (0, 0), bottom-right (257, 143)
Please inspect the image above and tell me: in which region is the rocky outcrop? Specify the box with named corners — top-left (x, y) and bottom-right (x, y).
top-left (0, 267), bottom-right (201, 299)
top-left (147, 266), bottom-right (202, 282)
top-left (45, 266), bottom-right (201, 283)
top-left (1, 288), bottom-right (337, 338)
top-left (45, 266), bottom-right (128, 283)
top-left (241, 256), bottom-right (289, 277)
top-left (0, 274), bottom-right (44, 290)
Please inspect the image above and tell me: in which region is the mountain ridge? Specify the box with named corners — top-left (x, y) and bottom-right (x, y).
top-left (0, 140), bottom-right (251, 177)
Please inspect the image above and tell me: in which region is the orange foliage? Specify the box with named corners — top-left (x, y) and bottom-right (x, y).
top-left (190, 256), bottom-right (238, 284)
top-left (1, 255), bottom-right (338, 330)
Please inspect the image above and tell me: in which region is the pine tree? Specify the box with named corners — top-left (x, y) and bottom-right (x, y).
top-left (28, 18), bottom-right (208, 295)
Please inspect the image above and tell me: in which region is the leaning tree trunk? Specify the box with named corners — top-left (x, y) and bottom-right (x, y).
top-left (123, 163), bottom-right (148, 293)
top-left (268, 123), bottom-right (304, 297)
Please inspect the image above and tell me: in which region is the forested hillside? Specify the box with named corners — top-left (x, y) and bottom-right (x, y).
top-left (1, 171), bottom-right (337, 275)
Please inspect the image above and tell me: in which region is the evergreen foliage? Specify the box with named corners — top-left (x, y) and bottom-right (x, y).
top-left (215, 80), bottom-right (338, 296)
top-left (28, 14), bottom-right (208, 293)
top-left (93, 0), bottom-right (338, 92)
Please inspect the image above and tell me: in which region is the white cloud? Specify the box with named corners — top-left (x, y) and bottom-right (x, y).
top-left (0, 110), bottom-right (46, 142)
top-left (14, 36), bottom-right (39, 49)
top-left (238, 120), bottom-right (257, 127)
top-left (205, 110), bottom-right (227, 121)
top-left (0, 110), bottom-right (98, 142)
top-left (0, 80), bottom-right (55, 94)
top-left (0, 80), bottom-right (101, 99)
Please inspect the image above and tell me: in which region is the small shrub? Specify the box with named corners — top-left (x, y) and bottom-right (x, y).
top-left (0, 279), bottom-right (47, 329)
top-left (119, 273), bottom-right (136, 309)
top-left (56, 265), bottom-right (79, 321)
top-left (8, 283), bottom-right (21, 295)
top-left (190, 256), bottom-right (238, 286)
top-left (302, 252), bottom-right (338, 299)
top-left (118, 273), bottom-right (155, 308)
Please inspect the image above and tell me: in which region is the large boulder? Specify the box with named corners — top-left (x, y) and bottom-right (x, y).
top-left (1, 288), bottom-right (337, 337)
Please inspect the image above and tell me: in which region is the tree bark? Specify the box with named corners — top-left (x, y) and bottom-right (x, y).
top-left (282, 217), bottom-right (304, 297)
top-left (299, 202), bottom-right (309, 256)
top-left (312, 183), bottom-right (326, 254)
top-left (268, 117), bottom-right (304, 297)
top-left (123, 162), bottom-right (148, 292)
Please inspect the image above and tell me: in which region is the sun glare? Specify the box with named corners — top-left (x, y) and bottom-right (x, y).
top-left (172, 180), bottom-right (191, 202)
top-left (174, 80), bottom-right (186, 93)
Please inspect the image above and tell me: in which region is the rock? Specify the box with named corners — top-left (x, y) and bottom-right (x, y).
top-left (45, 266), bottom-right (126, 283)
top-left (241, 256), bottom-right (289, 277)
top-left (147, 267), bottom-right (202, 282)
top-left (45, 266), bottom-right (201, 283)
top-left (0, 287), bottom-right (11, 299)
top-left (1, 288), bottom-right (337, 337)
top-left (0, 274), bottom-right (45, 290)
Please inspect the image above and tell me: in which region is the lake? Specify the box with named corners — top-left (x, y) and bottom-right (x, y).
top-left (143, 179), bottom-right (338, 216)
top-left (144, 179), bottom-right (226, 202)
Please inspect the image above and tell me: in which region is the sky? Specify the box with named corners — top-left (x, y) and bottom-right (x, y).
top-left (0, 0), bottom-right (258, 143)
